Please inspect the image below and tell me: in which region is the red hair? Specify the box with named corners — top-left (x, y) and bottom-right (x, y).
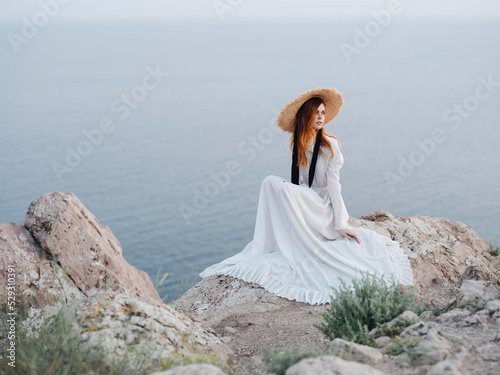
top-left (289, 97), bottom-right (341, 168)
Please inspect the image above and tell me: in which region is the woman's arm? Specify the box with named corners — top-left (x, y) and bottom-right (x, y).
top-left (326, 138), bottom-right (361, 243)
top-left (326, 138), bottom-right (351, 230)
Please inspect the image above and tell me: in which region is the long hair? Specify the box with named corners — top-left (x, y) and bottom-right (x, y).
top-left (289, 97), bottom-right (341, 168)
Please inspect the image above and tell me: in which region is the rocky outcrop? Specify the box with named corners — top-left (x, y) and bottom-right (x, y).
top-left (356, 210), bottom-right (497, 292)
top-left (0, 222), bottom-right (83, 314)
top-left (24, 192), bottom-right (160, 302)
top-left (173, 210), bottom-right (500, 374)
top-left (50, 292), bottom-right (234, 370)
top-left (0, 192), bottom-right (161, 320)
top-left (3, 195), bottom-right (499, 375)
top-left (0, 191), bottom-right (235, 372)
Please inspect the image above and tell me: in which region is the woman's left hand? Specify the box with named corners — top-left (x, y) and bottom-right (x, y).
top-left (337, 228), bottom-right (361, 244)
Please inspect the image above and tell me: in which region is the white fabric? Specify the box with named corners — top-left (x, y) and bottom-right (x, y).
top-left (199, 136), bottom-right (414, 305)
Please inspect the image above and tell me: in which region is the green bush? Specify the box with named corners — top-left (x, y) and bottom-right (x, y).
top-left (458, 298), bottom-right (485, 313)
top-left (487, 244), bottom-right (499, 256)
top-left (314, 272), bottom-right (426, 346)
top-left (372, 316), bottom-right (418, 338)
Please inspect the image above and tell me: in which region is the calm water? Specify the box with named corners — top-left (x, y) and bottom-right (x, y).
top-left (1, 18), bottom-right (499, 303)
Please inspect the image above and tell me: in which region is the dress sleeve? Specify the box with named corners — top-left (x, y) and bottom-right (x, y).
top-left (326, 138), bottom-right (352, 230)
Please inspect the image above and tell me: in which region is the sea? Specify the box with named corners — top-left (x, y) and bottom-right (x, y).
top-left (1, 16), bottom-right (499, 303)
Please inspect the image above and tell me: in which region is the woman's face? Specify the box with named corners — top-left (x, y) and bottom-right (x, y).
top-left (312, 103), bottom-right (326, 130)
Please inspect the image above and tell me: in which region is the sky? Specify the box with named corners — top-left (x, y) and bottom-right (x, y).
top-left (1, 0), bottom-right (499, 21)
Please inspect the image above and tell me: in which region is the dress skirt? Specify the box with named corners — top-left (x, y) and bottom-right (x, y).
top-left (199, 175), bottom-right (414, 305)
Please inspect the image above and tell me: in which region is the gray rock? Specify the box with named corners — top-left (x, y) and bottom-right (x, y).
top-left (400, 322), bottom-right (450, 366)
top-left (485, 300), bottom-right (500, 313)
top-left (456, 280), bottom-right (485, 303)
top-left (368, 310), bottom-right (420, 338)
top-left (459, 265), bottom-right (481, 282)
top-left (401, 321), bottom-right (439, 337)
top-left (419, 311), bottom-right (437, 322)
top-left (53, 291), bottom-right (234, 370)
top-left (151, 364), bottom-right (225, 375)
top-left (436, 309), bottom-right (472, 324)
top-left (414, 330), bottom-right (451, 366)
top-left (374, 336), bottom-right (392, 348)
top-left (427, 359), bottom-right (464, 375)
top-left (330, 338), bottom-right (383, 365)
top-left (483, 285), bottom-right (500, 302)
top-left (285, 355), bottom-right (383, 375)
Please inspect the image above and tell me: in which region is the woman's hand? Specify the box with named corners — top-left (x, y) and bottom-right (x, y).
top-left (337, 228), bottom-right (361, 244)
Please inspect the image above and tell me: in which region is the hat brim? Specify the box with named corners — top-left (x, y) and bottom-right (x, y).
top-left (277, 87), bottom-right (344, 133)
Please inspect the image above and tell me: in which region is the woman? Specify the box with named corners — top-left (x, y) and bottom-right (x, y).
top-left (199, 87), bottom-right (414, 305)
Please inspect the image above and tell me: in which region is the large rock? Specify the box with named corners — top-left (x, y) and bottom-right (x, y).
top-left (1, 191), bottom-right (162, 336)
top-left (173, 211), bottom-right (497, 341)
top-left (24, 192), bottom-right (160, 302)
top-left (354, 210), bottom-right (496, 290)
top-left (0, 222), bottom-right (83, 315)
top-left (285, 355), bottom-right (383, 375)
top-left (368, 310), bottom-right (420, 339)
top-left (173, 210), bottom-right (499, 372)
top-left (176, 210), bottom-right (496, 318)
top-left (51, 291), bottom-right (234, 370)
top-left (400, 322), bottom-right (451, 366)
top-left (329, 338), bottom-right (383, 366)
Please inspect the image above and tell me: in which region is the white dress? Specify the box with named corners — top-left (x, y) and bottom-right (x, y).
top-left (199, 136), bottom-right (414, 305)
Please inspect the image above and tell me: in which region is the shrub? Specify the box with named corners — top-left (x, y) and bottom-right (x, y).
top-left (372, 316), bottom-right (418, 338)
top-left (314, 272), bottom-right (425, 346)
top-left (487, 244), bottom-right (499, 256)
top-left (458, 298), bottom-right (485, 313)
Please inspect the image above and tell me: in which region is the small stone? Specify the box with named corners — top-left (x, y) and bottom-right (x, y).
top-left (329, 338), bottom-right (383, 365)
top-left (473, 309), bottom-right (490, 325)
top-left (368, 310), bottom-right (420, 338)
top-left (419, 311), bottom-right (436, 322)
top-left (485, 300), bottom-right (500, 313)
top-left (456, 280), bottom-right (485, 303)
top-left (224, 326), bottom-right (237, 334)
top-left (374, 336), bottom-right (392, 348)
top-left (427, 359), bottom-right (464, 375)
top-left (437, 308), bottom-right (471, 324)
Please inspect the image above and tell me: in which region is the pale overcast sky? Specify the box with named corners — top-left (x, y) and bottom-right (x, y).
top-left (1, 0), bottom-right (499, 21)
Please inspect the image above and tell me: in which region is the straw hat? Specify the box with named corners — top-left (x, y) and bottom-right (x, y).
top-left (277, 87), bottom-right (344, 132)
